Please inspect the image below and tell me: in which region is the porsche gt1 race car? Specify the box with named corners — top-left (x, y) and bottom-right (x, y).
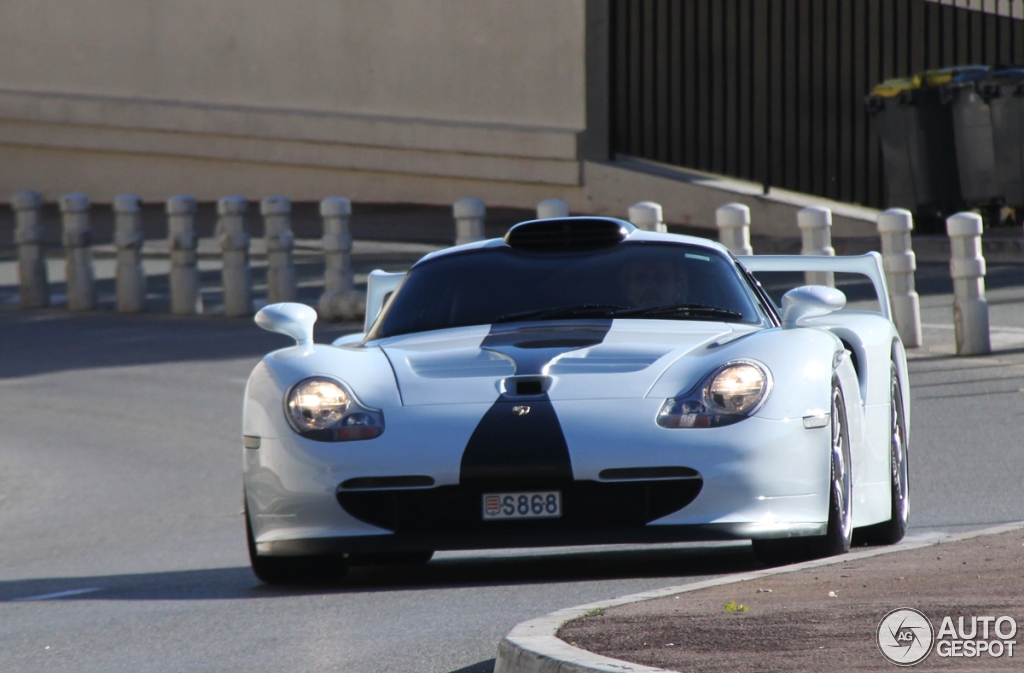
top-left (242, 216), bottom-right (910, 584)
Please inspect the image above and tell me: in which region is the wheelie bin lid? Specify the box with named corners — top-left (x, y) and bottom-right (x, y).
top-left (919, 66), bottom-right (990, 87)
top-left (870, 77), bottom-right (920, 98)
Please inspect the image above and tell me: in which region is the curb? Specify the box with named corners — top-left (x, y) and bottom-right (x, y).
top-left (493, 521), bottom-right (1024, 673)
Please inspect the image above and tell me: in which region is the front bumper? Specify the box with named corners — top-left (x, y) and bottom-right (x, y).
top-left (245, 402), bottom-right (831, 556)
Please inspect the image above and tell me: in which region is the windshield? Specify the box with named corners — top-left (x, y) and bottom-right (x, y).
top-left (369, 241), bottom-right (765, 339)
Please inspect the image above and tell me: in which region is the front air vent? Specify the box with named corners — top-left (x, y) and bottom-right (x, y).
top-left (599, 467), bottom-right (700, 481)
top-left (502, 376), bottom-right (551, 396)
top-left (504, 217), bottom-right (634, 252)
top-left (340, 475), bottom-right (435, 490)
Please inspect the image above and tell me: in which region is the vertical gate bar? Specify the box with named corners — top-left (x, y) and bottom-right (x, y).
top-left (984, 11), bottom-right (998, 65)
top-left (1016, 14), bottom-right (1024, 63)
top-left (946, 4), bottom-right (960, 66)
top-left (851, 0), bottom-right (867, 206)
top-left (809, 0), bottom-right (824, 197)
top-left (642, 0), bottom-right (656, 159)
top-left (797, 0), bottom-right (813, 194)
top-left (913, 0), bottom-right (928, 74)
top-left (752, 0), bottom-right (769, 186)
top-left (770, 0), bottom-right (782, 190)
top-left (696, 0), bottom-right (711, 170)
top-left (655, 0), bottom-right (670, 163)
top-left (970, 7), bottom-right (984, 63)
top-left (838, 0), bottom-right (854, 203)
top-left (783, 1), bottom-right (798, 190)
top-left (668, 0), bottom-right (683, 166)
top-left (865, 0), bottom-right (882, 208)
top-left (723, 0), bottom-right (739, 177)
top-left (613, 0), bottom-right (630, 154)
top-left (825, 0), bottom-right (840, 200)
top-left (998, 11), bottom-right (1012, 64)
top-left (738, 0), bottom-right (753, 179)
top-left (684, 0), bottom-right (698, 166)
top-left (629, 0), bottom-right (642, 156)
top-left (710, 0), bottom-right (726, 174)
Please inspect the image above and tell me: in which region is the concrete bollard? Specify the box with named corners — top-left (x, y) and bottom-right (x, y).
top-left (715, 203), bottom-right (753, 255)
top-left (946, 212), bottom-right (991, 355)
top-left (59, 192), bottom-right (96, 311)
top-left (12, 190), bottom-right (48, 308)
top-left (797, 206), bottom-right (835, 287)
top-left (167, 195), bottom-right (200, 315)
top-left (454, 198), bottom-right (486, 246)
top-left (318, 196), bottom-right (366, 322)
top-left (628, 201), bottom-right (667, 232)
top-left (536, 199), bottom-right (570, 219)
top-left (262, 196), bottom-right (297, 304)
top-left (113, 194), bottom-right (146, 313)
top-left (217, 196), bottom-right (252, 317)
top-left (877, 209), bottom-right (922, 348)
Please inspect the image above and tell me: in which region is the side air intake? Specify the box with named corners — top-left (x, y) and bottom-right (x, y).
top-left (504, 217), bottom-right (635, 252)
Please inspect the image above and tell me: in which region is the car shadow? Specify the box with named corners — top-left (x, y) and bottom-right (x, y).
top-left (0, 304), bottom-right (363, 379)
top-left (0, 542), bottom-right (760, 603)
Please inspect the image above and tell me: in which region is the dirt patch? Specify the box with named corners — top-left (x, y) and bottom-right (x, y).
top-left (559, 530), bottom-right (1024, 672)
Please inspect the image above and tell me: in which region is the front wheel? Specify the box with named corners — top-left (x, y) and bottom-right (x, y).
top-left (245, 504), bottom-right (349, 585)
top-left (753, 380), bottom-right (853, 565)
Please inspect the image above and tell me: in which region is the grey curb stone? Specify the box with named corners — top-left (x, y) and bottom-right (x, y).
top-left (494, 521), bottom-right (1024, 673)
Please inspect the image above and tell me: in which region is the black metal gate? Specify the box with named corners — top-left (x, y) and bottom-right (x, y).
top-left (610, 0), bottom-right (1024, 209)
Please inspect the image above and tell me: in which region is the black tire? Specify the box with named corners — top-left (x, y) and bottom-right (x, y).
top-left (754, 380), bottom-right (853, 565)
top-left (853, 363), bottom-right (909, 546)
top-left (245, 504), bottom-right (349, 585)
top-left (349, 550), bottom-right (435, 567)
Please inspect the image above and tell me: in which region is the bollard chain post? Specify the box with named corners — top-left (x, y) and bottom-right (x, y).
top-left (797, 206), bottom-right (835, 287)
top-left (318, 197), bottom-right (366, 322)
top-left (877, 209), bottom-right (922, 347)
top-left (59, 192), bottom-right (96, 311)
top-left (715, 203), bottom-right (753, 256)
top-left (261, 196), bottom-right (296, 304)
top-left (13, 190), bottom-right (48, 308)
top-left (536, 199), bottom-right (570, 219)
top-left (217, 196), bottom-right (252, 317)
top-left (167, 195), bottom-right (200, 314)
top-left (946, 212), bottom-right (991, 355)
top-left (113, 194), bottom-right (146, 313)
top-left (628, 201), bottom-right (667, 232)
top-left (453, 198), bottom-right (486, 246)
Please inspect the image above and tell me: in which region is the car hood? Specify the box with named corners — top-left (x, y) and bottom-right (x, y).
top-left (378, 320), bottom-right (751, 405)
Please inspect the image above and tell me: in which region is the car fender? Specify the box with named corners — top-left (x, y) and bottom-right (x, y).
top-left (243, 344), bottom-right (401, 440)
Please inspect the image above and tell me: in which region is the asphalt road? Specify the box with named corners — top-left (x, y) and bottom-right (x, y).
top-left (2, 265), bottom-right (1024, 673)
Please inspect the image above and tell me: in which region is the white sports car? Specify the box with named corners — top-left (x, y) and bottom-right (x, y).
top-left (242, 217), bottom-right (910, 583)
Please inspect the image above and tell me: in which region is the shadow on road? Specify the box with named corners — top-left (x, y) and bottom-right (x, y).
top-left (0, 543), bottom-right (759, 603)
top-left (0, 309), bottom-right (362, 378)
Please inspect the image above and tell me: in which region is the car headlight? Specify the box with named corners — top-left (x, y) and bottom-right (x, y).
top-left (285, 377), bottom-right (384, 441)
top-left (657, 360), bottom-right (772, 429)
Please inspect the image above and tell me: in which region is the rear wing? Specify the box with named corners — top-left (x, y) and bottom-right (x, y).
top-left (737, 252), bottom-right (891, 322)
top-left (364, 270), bottom-right (407, 333)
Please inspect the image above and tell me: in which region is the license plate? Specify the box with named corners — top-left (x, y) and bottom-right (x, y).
top-left (482, 491), bottom-right (561, 520)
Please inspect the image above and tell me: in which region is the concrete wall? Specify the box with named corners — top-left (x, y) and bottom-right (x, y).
top-left (0, 0), bottom-right (587, 202)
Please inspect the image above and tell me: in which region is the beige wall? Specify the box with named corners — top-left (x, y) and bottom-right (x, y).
top-left (0, 0), bottom-right (587, 202)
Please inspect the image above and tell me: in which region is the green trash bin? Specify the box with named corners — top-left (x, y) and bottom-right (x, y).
top-left (939, 67), bottom-right (1000, 207)
top-left (866, 77), bottom-right (931, 213)
top-left (982, 68), bottom-right (1024, 213)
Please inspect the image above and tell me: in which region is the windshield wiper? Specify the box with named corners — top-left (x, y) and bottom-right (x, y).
top-left (611, 303), bottom-right (744, 321)
top-left (493, 303), bottom-right (628, 323)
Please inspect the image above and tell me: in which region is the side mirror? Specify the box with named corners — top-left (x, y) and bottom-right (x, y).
top-left (255, 302), bottom-right (317, 345)
top-left (781, 286), bottom-right (846, 328)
